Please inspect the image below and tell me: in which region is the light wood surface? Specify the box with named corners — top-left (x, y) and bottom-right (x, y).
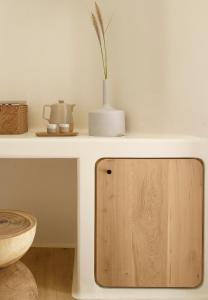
top-left (36, 132), bottom-right (78, 137)
top-left (0, 210), bottom-right (37, 268)
top-left (95, 158), bottom-right (204, 288)
top-left (22, 248), bottom-right (74, 300)
top-left (0, 210), bottom-right (35, 238)
top-left (0, 261), bottom-right (38, 300)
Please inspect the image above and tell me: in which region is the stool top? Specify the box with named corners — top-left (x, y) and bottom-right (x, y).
top-left (0, 210), bottom-right (36, 239)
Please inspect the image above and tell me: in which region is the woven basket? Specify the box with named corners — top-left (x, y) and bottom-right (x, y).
top-left (0, 103), bottom-right (28, 134)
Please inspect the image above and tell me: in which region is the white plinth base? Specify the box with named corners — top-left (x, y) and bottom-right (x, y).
top-left (0, 132), bottom-right (207, 300)
top-left (89, 108), bottom-right (125, 137)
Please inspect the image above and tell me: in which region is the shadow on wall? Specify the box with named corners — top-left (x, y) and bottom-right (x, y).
top-left (109, 0), bottom-right (168, 133)
top-left (108, 0), bottom-right (208, 136)
top-left (0, 159), bottom-right (77, 248)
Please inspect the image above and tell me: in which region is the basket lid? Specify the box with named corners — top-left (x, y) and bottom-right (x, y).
top-left (0, 101), bottom-right (27, 105)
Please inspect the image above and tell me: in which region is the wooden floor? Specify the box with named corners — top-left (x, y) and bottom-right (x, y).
top-left (22, 248), bottom-right (74, 300)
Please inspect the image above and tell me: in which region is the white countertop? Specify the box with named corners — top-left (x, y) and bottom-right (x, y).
top-left (0, 129), bottom-right (206, 141)
top-left (0, 129), bottom-right (206, 159)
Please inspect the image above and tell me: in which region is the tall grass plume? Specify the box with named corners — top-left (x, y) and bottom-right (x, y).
top-left (91, 2), bottom-right (112, 79)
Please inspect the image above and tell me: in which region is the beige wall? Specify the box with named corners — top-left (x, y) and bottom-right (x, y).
top-left (0, 0), bottom-right (208, 135)
top-left (0, 159), bottom-right (77, 247)
top-left (0, 0), bottom-right (207, 245)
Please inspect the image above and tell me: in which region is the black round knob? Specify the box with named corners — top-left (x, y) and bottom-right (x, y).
top-left (107, 170), bottom-right (112, 175)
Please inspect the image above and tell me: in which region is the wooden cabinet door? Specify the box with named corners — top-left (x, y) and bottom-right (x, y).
top-left (95, 159), bottom-right (204, 288)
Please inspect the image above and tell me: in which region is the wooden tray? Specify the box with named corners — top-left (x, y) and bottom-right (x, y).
top-left (36, 132), bottom-right (79, 137)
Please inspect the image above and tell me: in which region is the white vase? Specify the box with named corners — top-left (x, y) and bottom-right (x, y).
top-left (88, 80), bottom-right (126, 137)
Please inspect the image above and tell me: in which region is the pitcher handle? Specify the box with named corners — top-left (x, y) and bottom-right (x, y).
top-left (42, 105), bottom-right (51, 121)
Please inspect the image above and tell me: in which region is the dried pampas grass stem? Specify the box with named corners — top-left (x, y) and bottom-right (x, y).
top-left (95, 2), bottom-right (105, 36)
top-left (91, 13), bottom-right (105, 77)
top-left (91, 2), bottom-right (112, 79)
top-left (91, 13), bottom-right (101, 45)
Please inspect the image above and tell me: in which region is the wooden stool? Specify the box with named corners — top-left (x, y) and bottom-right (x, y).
top-left (0, 210), bottom-right (37, 268)
top-left (0, 261), bottom-right (38, 299)
top-left (0, 210), bottom-right (37, 299)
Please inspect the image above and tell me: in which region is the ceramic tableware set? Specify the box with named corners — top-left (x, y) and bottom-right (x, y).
top-left (36, 100), bottom-right (78, 137)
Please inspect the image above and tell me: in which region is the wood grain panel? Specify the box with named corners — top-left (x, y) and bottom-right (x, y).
top-left (22, 248), bottom-right (74, 300)
top-left (95, 159), bottom-right (203, 288)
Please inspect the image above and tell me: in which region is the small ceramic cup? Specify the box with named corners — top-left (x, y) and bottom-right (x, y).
top-left (47, 124), bottom-right (58, 134)
top-left (59, 124), bottom-right (70, 133)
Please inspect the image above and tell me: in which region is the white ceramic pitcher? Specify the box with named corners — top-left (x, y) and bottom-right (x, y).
top-left (43, 100), bottom-right (76, 125)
